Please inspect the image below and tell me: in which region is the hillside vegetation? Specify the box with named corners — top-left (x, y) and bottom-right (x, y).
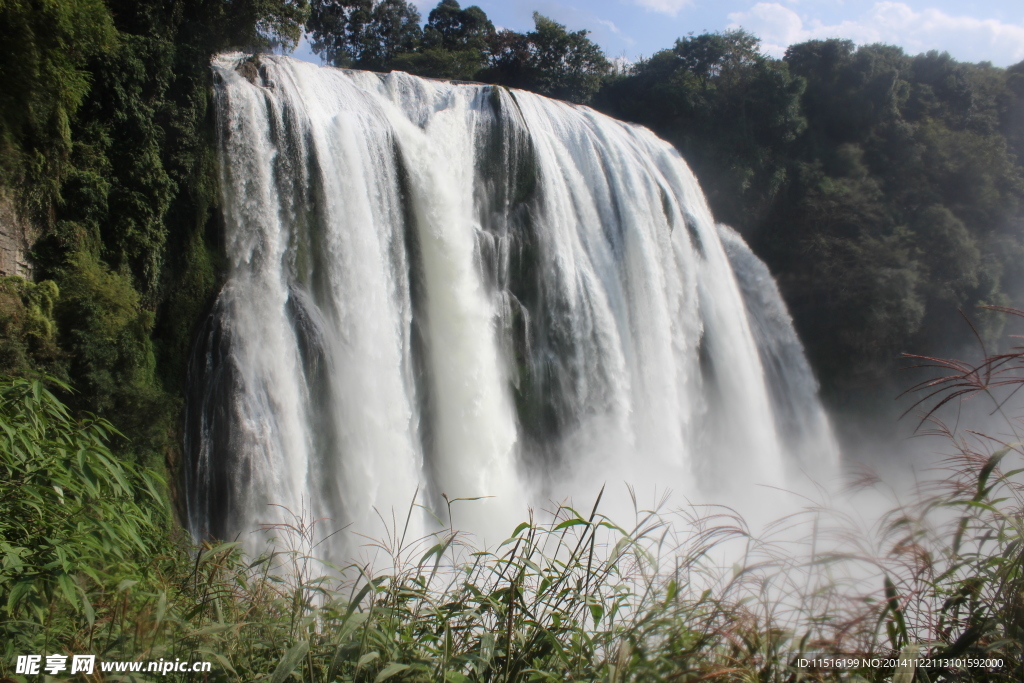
top-left (0, 0), bottom-right (308, 472)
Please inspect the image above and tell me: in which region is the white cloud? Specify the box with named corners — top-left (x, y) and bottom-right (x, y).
top-left (631, 0), bottom-right (693, 17)
top-left (727, 2), bottom-right (1024, 66)
top-left (597, 18), bottom-right (622, 34)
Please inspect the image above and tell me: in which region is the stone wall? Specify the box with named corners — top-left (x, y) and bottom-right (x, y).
top-left (0, 188), bottom-right (34, 279)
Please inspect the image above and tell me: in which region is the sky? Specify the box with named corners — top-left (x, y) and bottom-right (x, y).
top-left (292, 0), bottom-right (1024, 68)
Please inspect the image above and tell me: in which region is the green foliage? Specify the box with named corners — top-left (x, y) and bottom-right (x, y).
top-left (0, 376), bottom-right (164, 656)
top-left (915, 204), bottom-right (981, 305)
top-left (422, 0), bottom-right (493, 54)
top-left (234, 0), bottom-right (311, 50)
top-left (776, 42), bottom-right (1024, 396)
top-left (0, 370), bottom-right (1020, 682)
top-left (599, 30), bottom-right (805, 226)
top-left (57, 30), bottom-right (177, 299)
top-left (599, 35), bottom-right (1024, 401)
top-left (479, 13), bottom-right (610, 104)
top-left (309, 2), bottom-right (610, 103)
top-left (157, 409), bottom-right (1013, 683)
top-left (390, 0), bottom-right (493, 80)
top-left (0, 0), bottom-right (116, 205)
top-left (390, 46), bottom-right (485, 81)
top-left (104, 0), bottom-right (310, 54)
top-left (517, 12), bottom-right (609, 104)
top-left (0, 276), bottom-right (60, 375)
top-left (308, 0), bottom-right (423, 70)
top-left (0, 0), bottom-right (306, 464)
top-left (55, 252), bottom-right (157, 412)
top-left (672, 29), bottom-right (763, 89)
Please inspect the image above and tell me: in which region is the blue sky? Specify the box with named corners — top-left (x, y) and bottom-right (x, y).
top-left (293, 1), bottom-right (1024, 67)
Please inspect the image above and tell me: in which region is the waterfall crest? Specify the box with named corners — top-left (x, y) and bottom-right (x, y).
top-left (186, 54), bottom-right (838, 556)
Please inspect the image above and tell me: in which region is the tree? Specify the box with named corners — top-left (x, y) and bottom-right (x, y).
top-left (308, 0), bottom-right (421, 70)
top-left (597, 32), bottom-right (1024, 400)
top-left (483, 28), bottom-right (534, 86)
top-left (479, 13), bottom-right (610, 104)
top-left (672, 29), bottom-right (761, 89)
top-left (423, 0), bottom-right (492, 52)
top-left (0, 0), bottom-right (115, 194)
top-left (526, 13), bottom-right (609, 103)
top-left (785, 40), bottom-right (912, 145)
top-left (598, 30), bottom-right (805, 229)
top-left (391, 0), bottom-right (494, 80)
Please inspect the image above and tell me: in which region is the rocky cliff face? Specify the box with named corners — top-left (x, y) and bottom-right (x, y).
top-left (0, 189), bottom-right (34, 280)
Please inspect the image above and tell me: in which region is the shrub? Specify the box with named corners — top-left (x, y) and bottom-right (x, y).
top-left (0, 376), bottom-right (164, 659)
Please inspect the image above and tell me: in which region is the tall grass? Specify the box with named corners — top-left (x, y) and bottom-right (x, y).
top-left (1, 349), bottom-right (1022, 682)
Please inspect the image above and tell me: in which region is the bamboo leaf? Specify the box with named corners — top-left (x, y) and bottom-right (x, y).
top-left (554, 518), bottom-right (589, 530)
top-left (270, 640), bottom-right (309, 683)
top-left (893, 644), bottom-right (919, 683)
top-left (374, 663), bottom-right (410, 682)
top-left (357, 651), bottom-right (380, 669)
top-left (57, 572), bottom-right (79, 610)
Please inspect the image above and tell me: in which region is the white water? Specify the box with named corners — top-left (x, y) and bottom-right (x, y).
top-left (185, 55), bottom-right (838, 559)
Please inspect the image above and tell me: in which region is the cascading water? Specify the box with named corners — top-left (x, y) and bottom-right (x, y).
top-left (717, 224), bottom-right (839, 475)
top-left (186, 54), bottom-right (838, 559)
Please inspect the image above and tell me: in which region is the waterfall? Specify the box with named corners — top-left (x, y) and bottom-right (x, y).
top-left (185, 54), bottom-right (838, 558)
top-left (718, 224), bottom-right (839, 475)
